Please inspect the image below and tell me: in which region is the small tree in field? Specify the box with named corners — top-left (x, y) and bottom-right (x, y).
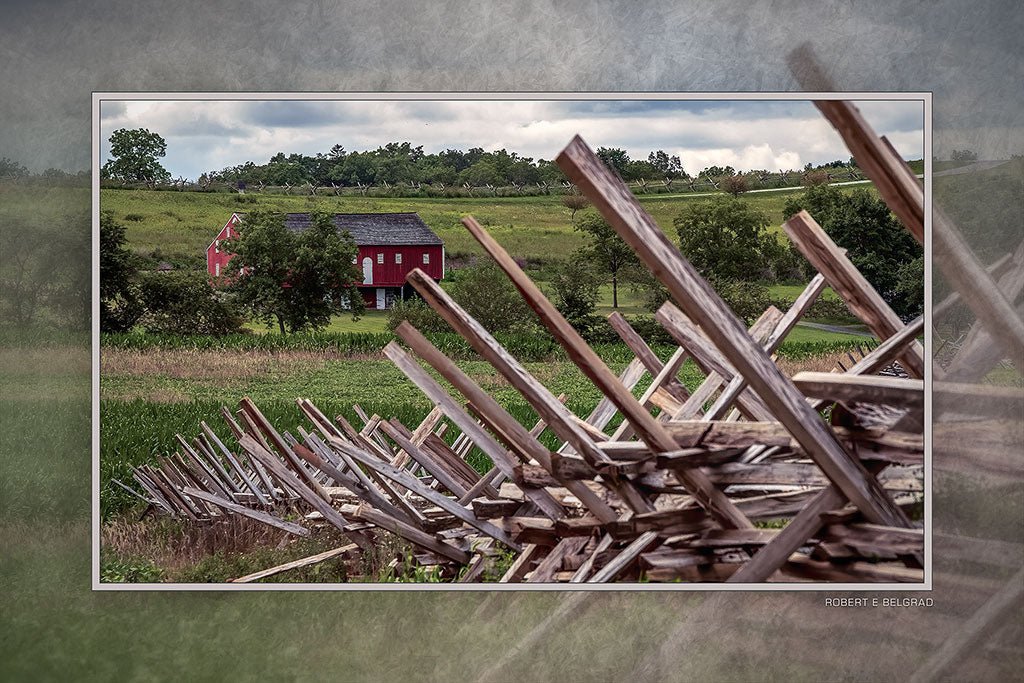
top-left (549, 256), bottom-right (601, 331)
top-left (574, 210), bottom-right (639, 309)
top-left (721, 174), bottom-right (749, 196)
top-left (673, 197), bottom-right (780, 282)
top-left (226, 208), bottom-right (364, 333)
top-left (561, 192), bottom-right (590, 220)
top-left (802, 169), bottom-right (829, 187)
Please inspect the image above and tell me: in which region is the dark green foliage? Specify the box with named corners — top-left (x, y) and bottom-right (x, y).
top-left (674, 196), bottom-right (783, 282)
top-left (138, 271), bottom-right (244, 335)
top-left (385, 299), bottom-right (447, 334)
top-left (596, 147), bottom-right (631, 178)
top-left (709, 278), bottom-right (773, 325)
top-left (101, 128), bottom-right (171, 184)
top-left (0, 156), bottom-right (29, 179)
top-left (783, 185), bottom-right (923, 318)
top-left (446, 263), bottom-right (539, 335)
top-left (575, 210), bottom-right (640, 308)
top-left (226, 208), bottom-right (365, 333)
top-left (548, 256), bottom-right (601, 332)
top-left (99, 212), bottom-right (144, 332)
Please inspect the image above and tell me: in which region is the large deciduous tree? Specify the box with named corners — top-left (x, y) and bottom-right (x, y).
top-left (674, 196), bottom-right (781, 282)
top-left (226, 208), bottom-right (365, 333)
top-left (783, 185), bottom-right (923, 318)
top-left (101, 128), bottom-right (171, 184)
top-left (575, 210), bottom-right (639, 309)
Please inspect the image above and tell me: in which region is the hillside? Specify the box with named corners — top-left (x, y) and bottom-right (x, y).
top-left (100, 182), bottom-right (891, 267)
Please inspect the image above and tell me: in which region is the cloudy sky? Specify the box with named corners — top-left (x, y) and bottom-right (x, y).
top-left (99, 98), bottom-right (924, 180)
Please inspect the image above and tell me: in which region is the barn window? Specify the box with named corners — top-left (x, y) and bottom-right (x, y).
top-left (214, 240), bottom-right (219, 253)
top-left (352, 256), bottom-right (357, 264)
top-left (377, 253), bottom-right (384, 264)
top-left (422, 253), bottom-right (430, 265)
top-left (215, 263), bottom-right (220, 276)
top-left (395, 253), bottom-right (402, 264)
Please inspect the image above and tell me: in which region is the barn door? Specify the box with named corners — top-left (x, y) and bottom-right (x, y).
top-left (376, 288), bottom-right (386, 310)
top-left (362, 257), bottom-right (373, 284)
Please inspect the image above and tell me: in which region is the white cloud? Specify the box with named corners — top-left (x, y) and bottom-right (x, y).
top-left (99, 98), bottom-right (924, 179)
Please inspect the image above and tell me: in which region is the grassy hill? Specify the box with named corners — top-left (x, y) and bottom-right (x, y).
top-left (100, 182), bottom-right (888, 266)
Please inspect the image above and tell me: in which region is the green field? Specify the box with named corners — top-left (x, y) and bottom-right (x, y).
top-left (101, 183), bottom-right (884, 265)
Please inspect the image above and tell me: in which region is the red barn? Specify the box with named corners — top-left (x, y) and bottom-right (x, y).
top-left (207, 212), bottom-right (444, 309)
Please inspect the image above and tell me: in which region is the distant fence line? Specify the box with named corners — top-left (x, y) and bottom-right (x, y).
top-left (98, 166), bottom-right (865, 198)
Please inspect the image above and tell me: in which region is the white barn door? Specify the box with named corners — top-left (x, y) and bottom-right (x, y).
top-left (376, 288), bottom-right (386, 309)
top-left (362, 257), bottom-right (373, 284)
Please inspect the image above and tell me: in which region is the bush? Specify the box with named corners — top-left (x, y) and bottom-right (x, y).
top-left (446, 264), bottom-right (539, 335)
top-left (385, 299), bottom-right (447, 334)
top-left (548, 257), bottom-right (601, 332)
top-left (710, 278), bottom-right (773, 325)
top-left (138, 271), bottom-right (244, 335)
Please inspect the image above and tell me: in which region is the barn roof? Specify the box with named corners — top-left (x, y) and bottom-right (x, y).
top-left (235, 212), bottom-right (442, 246)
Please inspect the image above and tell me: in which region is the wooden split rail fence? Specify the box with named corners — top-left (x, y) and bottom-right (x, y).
top-left (112, 122), bottom-right (995, 584)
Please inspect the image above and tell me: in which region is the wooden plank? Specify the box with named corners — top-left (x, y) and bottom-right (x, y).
top-left (500, 543), bottom-right (543, 583)
top-left (238, 434), bottom-right (374, 551)
top-left (335, 436), bottom-right (522, 551)
top-left (292, 437), bottom-right (411, 523)
top-left (558, 132), bottom-right (909, 528)
top-left (391, 405), bottom-right (444, 469)
top-left (527, 536), bottom-right (590, 583)
top-left (727, 459), bottom-right (889, 583)
top-left (703, 274), bottom-right (827, 420)
top-left (239, 397), bottom-right (332, 502)
top-left (201, 422), bottom-right (269, 505)
top-left (351, 504), bottom-right (471, 564)
top-left (459, 218), bottom-right (755, 530)
top-left (182, 487), bottom-right (309, 536)
top-left (377, 418), bottom-right (471, 498)
top-left (228, 544), bottom-right (357, 583)
top-left (607, 311), bottom-right (690, 401)
top-left (391, 321), bottom-right (606, 522)
top-left (811, 98), bottom-right (924, 243)
top-left (656, 302), bottom-right (778, 422)
top-left (792, 372), bottom-right (924, 410)
top-left (564, 356), bottom-right (649, 450)
top-left (587, 531), bottom-right (660, 583)
top-left (942, 247), bottom-right (1024, 383)
top-left (783, 211), bottom-right (925, 379)
top-left (405, 268), bottom-right (652, 516)
top-left (195, 433), bottom-right (243, 494)
top-left (570, 533), bottom-right (615, 582)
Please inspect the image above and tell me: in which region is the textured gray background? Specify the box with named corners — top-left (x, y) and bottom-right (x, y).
top-left (1, 1), bottom-right (1021, 680)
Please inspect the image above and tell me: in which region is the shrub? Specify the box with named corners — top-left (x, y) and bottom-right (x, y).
top-left (446, 264), bottom-right (539, 335)
top-left (548, 257), bottom-right (601, 332)
top-left (138, 271), bottom-right (244, 335)
top-left (385, 299), bottom-right (447, 334)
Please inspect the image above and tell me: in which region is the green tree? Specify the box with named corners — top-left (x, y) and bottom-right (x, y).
top-left (673, 196), bottom-right (781, 281)
top-left (101, 128), bottom-right (171, 184)
top-left (548, 256), bottom-right (601, 331)
top-left (138, 271), bottom-right (243, 335)
top-left (574, 210), bottom-right (639, 308)
top-left (226, 208), bottom-right (364, 333)
top-left (783, 185), bottom-right (923, 318)
top-left (99, 212), bottom-right (143, 331)
top-left (596, 147), bottom-right (630, 178)
top-left (446, 264), bottom-right (537, 335)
